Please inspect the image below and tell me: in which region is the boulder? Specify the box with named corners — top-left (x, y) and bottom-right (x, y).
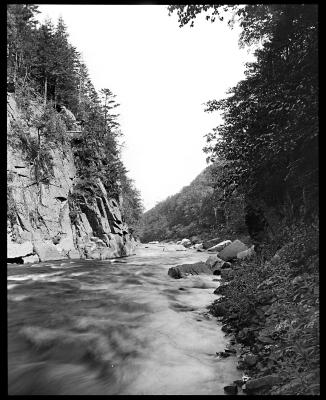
top-left (22, 254), bottom-right (40, 264)
top-left (206, 255), bottom-right (231, 272)
top-left (237, 245), bottom-right (255, 260)
top-left (219, 240), bottom-right (248, 261)
top-left (205, 254), bottom-right (219, 268)
top-left (194, 243), bottom-right (203, 250)
top-left (202, 237), bottom-right (222, 249)
top-left (224, 384), bottom-right (238, 395)
top-left (7, 241), bottom-right (34, 259)
top-left (180, 238), bottom-right (192, 248)
top-left (207, 240), bottom-right (232, 253)
top-left (168, 262), bottom-right (212, 279)
top-left (33, 240), bottom-right (66, 262)
top-left (244, 375), bottom-right (280, 392)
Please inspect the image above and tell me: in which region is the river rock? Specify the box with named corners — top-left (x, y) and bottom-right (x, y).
top-left (205, 254), bottom-right (219, 267)
top-left (22, 254), bottom-right (40, 264)
top-left (202, 237), bottom-right (222, 249)
top-left (237, 245), bottom-right (255, 260)
top-left (194, 243), bottom-right (204, 250)
top-left (7, 241), bottom-right (34, 259)
top-left (216, 351), bottom-right (231, 358)
top-left (168, 262), bottom-right (212, 279)
top-left (180, 238), bottom-right (192, 248)
top-left (33, 240), bottom-right (66, 262)
top-left (244, 375), bottom-right (280, 392)
top-left (219, 240), bottom-right (248, 261)
top-left (205, 255), bottom-right (231, 273)
top-left (207, 240), bottom-right (232, 253)
top-left (224, 384), bottom-right (238, 395)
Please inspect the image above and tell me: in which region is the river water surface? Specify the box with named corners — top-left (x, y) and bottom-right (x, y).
top-left (8, 244), bottom-right (241, 395)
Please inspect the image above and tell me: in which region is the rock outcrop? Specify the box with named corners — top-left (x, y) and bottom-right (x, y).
top-left (7, 93), bottom-right (135, 263)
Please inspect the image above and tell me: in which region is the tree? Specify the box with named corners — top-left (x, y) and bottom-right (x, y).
top-left (169, 4), bottom-right (318, 226)
top-left (7, 4), bottom-right (40, 84)
top-left (99, 88), bottom-right (120, 134)
top-left (31, 19), bottom-right (57, 104)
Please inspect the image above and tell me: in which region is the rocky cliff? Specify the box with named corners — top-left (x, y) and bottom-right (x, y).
top-left (7, 93), bottom-right (135, 263)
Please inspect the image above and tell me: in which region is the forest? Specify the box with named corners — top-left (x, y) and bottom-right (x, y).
top-left (137, 5), bottom-right (319, 394)
top-left (139, 161), bottom-right (247, 243)
top-left (7, 4), bottom-right (144, 232)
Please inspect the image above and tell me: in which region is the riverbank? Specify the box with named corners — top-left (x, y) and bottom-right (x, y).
top-left (208, 223), bottom-right (319, 395)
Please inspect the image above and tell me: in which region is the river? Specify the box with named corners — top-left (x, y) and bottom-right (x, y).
top-left (7, 243), bottom-right (242, 395)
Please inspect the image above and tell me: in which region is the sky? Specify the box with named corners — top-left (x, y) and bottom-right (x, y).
top-left (36, 5), bottom-right (255, 211)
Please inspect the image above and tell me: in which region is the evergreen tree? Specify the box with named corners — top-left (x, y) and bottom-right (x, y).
top-left (7, 4), bottom-right (39, 84)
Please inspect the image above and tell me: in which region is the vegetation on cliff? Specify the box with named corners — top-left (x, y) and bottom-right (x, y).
top-left (7, 4), bottom-right (144, 232)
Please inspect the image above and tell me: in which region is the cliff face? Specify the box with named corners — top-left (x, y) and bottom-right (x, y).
top-left (7, 93), bottom-right (135, 263)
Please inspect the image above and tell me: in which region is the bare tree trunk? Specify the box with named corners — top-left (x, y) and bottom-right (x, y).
top-left (54, 77), bottom-right (57, 108)
top-left (78, 74), bottom-right (82, 105)
top-left (22, 66), bottom-right (28, 89)
top-left (213, 207), bottom-right (217, 229)
top-left (14, 52), bottom-right (18, 83)
top-left (302, 187), bottom-right (307, 217)
top-left (44, 76), bottom-right (47, 106)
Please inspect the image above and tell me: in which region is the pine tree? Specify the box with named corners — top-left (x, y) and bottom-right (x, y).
top-left (7, 4), bottom-right (39, 84)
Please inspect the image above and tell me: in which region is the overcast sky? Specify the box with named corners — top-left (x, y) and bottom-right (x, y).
top-left (37, 5), bottom-right (255, 211)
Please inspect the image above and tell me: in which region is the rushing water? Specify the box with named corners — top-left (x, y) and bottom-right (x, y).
top-left (7, 244), bottom-right (242, 395)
